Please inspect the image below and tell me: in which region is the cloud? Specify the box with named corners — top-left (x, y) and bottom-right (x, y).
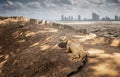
top-left (107, 0), bottom-right (120, 3)
top-left (1, 0), bottom-right (120, 11)
top-left (2, 0), bottom-right (24, 10)
top-left (52, 0), bottom-right (73, 5)
top-left (84, 0), bottom-right (120, 12)
top-left (0, 0), bottom-right (120, 20)
top-left (27, 2), bottom-right (41, 8)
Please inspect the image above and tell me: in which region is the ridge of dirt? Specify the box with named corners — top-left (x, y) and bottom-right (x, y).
top-left (0, 19), bottom-right (85, 77)
top-left (0, 18), bottom-right (120, 77)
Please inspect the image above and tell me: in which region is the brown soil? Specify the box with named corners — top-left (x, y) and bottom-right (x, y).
top-left (0, 18), bottom-right (120, 77)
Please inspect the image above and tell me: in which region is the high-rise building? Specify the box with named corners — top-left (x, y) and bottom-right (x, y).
top-left (61, 15), bottom-right (64, 21)
top-left (115, 15), bottom-right (119, 21)
top-left (71, 16), bottom-right (73, 21)
top-left (92, 13), bottom-right (99, 21)
top-left (64, 16), bottom-right (68, 21)
top-left (119, 16), bottom-right (120, 21)
top-left (105, 16), bottom-right (110, 21)
top-left (68, 16), bottom-right (71, 21)
top-left (101, 17), bottom-right (106, 21)
top-left (78, 15), bottom-right (81, 21)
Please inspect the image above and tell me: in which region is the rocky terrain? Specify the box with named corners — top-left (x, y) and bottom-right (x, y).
top-left (69, 22), bottom-right (120, 39)
top-left (0, 16), bottom-right (120, 77)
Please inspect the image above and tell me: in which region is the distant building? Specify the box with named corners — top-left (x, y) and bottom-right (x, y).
top-left (115, 15), bottom-right (119, 21)
top-left (119, 16), bottom-right (120, 21)
top-left (101, 17), bottom-right (106, 21)
top-left (105, 16), bottom-right (111, 21)
top-left (92, 13), bottom-right (99, 21)
top-left (83, 18), bottom-right (88, 21)
top-left (101, 16), bottom-right (111, 21)
top-left (64, 16), bottom-right (68, 21)
top-left (78, 15), bottom-right (81, 21)
top-left (71, 16), bottom-right (73, 21)
top-left (61, 15), bottom-right (64, 21)
top-left (68, 16), bottom-right (71, 21)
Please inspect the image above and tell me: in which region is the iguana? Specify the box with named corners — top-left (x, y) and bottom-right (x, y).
top-left (58, 36), bottom-right (96, 62)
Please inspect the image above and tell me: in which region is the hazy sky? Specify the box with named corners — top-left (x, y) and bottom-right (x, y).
top-left (0, 0), bottom-right (120, 21)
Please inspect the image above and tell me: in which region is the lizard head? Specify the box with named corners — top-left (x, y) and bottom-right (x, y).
top-left (60, 36), bottom-right (68, 42)
top-left (58, 36), bottom-right (68, 48)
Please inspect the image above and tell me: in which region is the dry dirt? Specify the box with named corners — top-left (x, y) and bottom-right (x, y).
top-left (0, 18), bottom-right (120, 77)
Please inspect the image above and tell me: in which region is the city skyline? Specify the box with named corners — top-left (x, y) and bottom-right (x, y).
top-left (61, 13), bottom-right (120, 21)
top-left (0, 0), bottom-right (120, 21)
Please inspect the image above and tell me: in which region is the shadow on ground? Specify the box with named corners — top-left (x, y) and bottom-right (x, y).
top-left (0, 19), bottom-right (120, 77)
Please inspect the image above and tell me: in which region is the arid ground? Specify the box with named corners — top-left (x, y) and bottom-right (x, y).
top-left (0, 17), bottom-right (120, 77)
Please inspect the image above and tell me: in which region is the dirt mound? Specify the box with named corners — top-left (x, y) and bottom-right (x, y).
top-left (1, 49), bottom-right (80, 77)
top-left (0, 17), bottom-right (85, 77)
top-left (0, 17), bottom-right (120, 77)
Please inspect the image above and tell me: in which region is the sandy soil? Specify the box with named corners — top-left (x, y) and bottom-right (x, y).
top-left (0, 18), bottom-right (120, 77)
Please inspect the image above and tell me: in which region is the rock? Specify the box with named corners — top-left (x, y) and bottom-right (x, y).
top-left (39, 20), bottom-right (47, 25)
top-left (30, 19), bottom-right (38, 24)
top-left (109, 38), bottom-right (120, 47)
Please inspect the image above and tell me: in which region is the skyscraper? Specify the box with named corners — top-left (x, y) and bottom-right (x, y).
top-left (92, 13), bottom-right (99, 21)
top-left (119, 16), bottom-right (120, 21)
top-left (71, 16), bottom-right (73, 21)
top-left (78, 15), bottom-right (81, 21)
top-left (68, 16), bottom-right (71, 21)
top-left (61, 15), bottom-right (64, 21)
top-left (115, 15), bottom-right (118, 21)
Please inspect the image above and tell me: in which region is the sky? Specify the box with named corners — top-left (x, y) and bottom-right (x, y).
top-left (0, 0), bottom-right (120, 21)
